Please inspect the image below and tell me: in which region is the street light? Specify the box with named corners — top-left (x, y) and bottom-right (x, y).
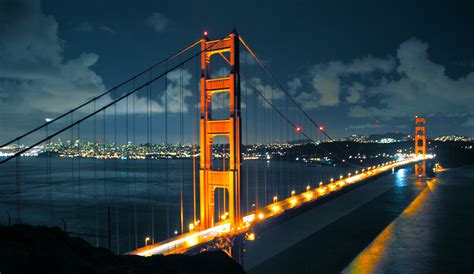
top-left (145, 237), bottom-right (150, 246)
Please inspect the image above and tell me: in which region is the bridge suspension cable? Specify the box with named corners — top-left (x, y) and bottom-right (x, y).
top-left (239, 36), bottom-right (334, 141)
top-left (239, 36), bottom-right (363, 169)
top-left (0, 39), bottom-right (203, 149)
top-left (0, 33), bottom-right (232, 165)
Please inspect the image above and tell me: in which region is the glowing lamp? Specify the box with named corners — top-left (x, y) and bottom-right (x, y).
top-left (246, 232), bottom-right (255, 241)
top-left (290, 198), bottom-right (298, 206)
top-left (272, 205), bottom-right (280, 213)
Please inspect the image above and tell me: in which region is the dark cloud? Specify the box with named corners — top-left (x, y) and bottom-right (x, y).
top-left (0, 0), bottom-right (105, 115)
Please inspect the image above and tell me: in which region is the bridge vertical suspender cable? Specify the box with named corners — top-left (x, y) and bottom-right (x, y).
top-left (93, 100), bottom-right (99, 247)
top-left (179, 60), bottom-right (184, 235)
top-left (164, 60), bottom-right (170, 240)
top-left (0, 39), bottom-right (203, 150)
top-left (114, 93), bottom-right (119, 254)
top-left (244, 50), bottom-right (249, 214)
top-left (126, 90), bottom-right (131, 252)
top-left (1, 32), bottom-right (236, 252)
top-left (239, 35), bottom-right (364, 169)
top-left (132, 81), bottom-right (138, 250)
top-left (146, 80), bottom-right (152, 245)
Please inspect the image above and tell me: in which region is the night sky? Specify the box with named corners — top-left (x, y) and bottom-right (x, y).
top-left (1, 0), bottom-right (473, 144)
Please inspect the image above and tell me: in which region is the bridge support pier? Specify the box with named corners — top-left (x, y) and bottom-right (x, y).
top-left (200, 234), bottom-right (245, 265)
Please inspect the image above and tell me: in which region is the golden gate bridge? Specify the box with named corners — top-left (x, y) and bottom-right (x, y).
top-left (0, 30), bottom-right (431, 264)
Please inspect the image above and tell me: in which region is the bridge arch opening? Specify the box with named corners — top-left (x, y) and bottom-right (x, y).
top-left (211, 92), bottom-right (230, 120)
top-left (211, 135), bottom-right (230, 171)
top-left (209, 52), bottom-right (232, 79)
top-left (417, 139), bottom-right (424, 147)
top-left (213, 187), bottom-right (230, 224)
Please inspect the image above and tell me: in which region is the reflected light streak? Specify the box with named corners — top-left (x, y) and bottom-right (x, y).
top-left (343, 178), bottom-right (437, 273)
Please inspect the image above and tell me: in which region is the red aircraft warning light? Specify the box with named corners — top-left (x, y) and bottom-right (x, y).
top-left (203, 31), bottom-right (208, 36)
top-left (319, 126), bottom-right (324, 131)
top-left (295, 126), bottom-right (302, 133)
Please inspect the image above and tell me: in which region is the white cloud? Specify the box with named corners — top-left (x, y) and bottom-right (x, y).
top-left (162, 69), bottom-right (193, 112)
top-left (287, 77), bottom-right (302, 95)
top-left (289, 55), bottom-right (395, 110)
top-left (350, 38), bottom-right (474, 118)
top-left (75, 22), bottom-right (115, 34)
top-left (346, 82), bottom-right (364, 104)
top-left (0, 0), bottom-right (105, 115)
top-left (114, 68), bottom-right (194, 114)
top-left (145, 12), bottom-right (168, 32)
top-left (99, 25), bottom-right (115, 34)
top-left (248, 78), bottom-right (284, 108)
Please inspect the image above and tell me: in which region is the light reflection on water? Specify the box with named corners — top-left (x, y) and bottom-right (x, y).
top-left (342, 177), bottom-right (438, 274)
top-left (394, 168), bottom-right (408, 187)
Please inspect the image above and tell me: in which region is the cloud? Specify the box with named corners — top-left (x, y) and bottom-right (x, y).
top-left (163, 69), bottom-right (193, 112)
top-left (247, 78), bottom-right (284, 108)
top-left (113, 68), bottom-right (193, 114)
top-left (0, 0), bottom-right (105, 116)
top-left (287, 77), bottom-right (302, 95)
top-left (349, 37), bottom-right (474, 118)
top-left (75, 21), bottom-right (115, 34)
top-left (346, 82), bottom-right (364, 104)
top-left (145, 12), bottom-right (168, 32)
top-left (99, 25), bottom-right (115, 34)
top-left (289, 55), bottom-right (395, 109)
top-left (463, 117), bottom-right (474, 127)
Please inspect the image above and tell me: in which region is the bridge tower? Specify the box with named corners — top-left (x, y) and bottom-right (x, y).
top-left (199, 32), bottom-right (242, 230)
top-left (414, 116), bottom-right (426, 176)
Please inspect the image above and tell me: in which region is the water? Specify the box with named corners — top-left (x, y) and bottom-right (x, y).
top-left (0, 157), bottom-right (351, 254)
top-left (247, 165), bottom-right (474, 273)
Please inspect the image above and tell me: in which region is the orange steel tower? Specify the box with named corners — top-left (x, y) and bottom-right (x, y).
top-left (199, 32), bottom-right (241, 230)
top-left (414, 116), bottom-right (426, 176)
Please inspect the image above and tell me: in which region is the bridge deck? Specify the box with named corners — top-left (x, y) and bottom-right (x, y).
top-left (129, 155), bottom-right (433, 257)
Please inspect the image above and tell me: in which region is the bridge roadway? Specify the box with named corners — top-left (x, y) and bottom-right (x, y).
top-left (129, 155), bottom-right (433, 257)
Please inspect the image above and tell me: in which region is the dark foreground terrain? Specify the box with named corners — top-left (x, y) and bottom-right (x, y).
top-left (0, 224), bottom-right (245, 274)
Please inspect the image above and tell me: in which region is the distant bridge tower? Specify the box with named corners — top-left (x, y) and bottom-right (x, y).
top-left (199, 32), bottom-right (242, 230)
top-left (414, 116), bottom-right (426, 176)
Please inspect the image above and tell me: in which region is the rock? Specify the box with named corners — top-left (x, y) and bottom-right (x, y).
top-left (0, 224), bottom-right (245, 274)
